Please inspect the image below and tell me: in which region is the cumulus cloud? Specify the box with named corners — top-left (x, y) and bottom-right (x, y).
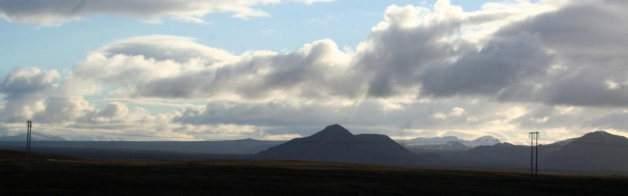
top-left (77, 36), bottom-right (355, 99)
top-left (33, 96), bottom-right (93, 123)
top-left (2, 0), bottom-right (628, 142)
top-left (74, 35), bottom-right (236, 84)
top-left (75, 0), bottom-right (561, 101)
top-left (350, 0), bottom-right (562, 98)
top-left (0, 68), bottom-right (60, 122)
top-left (0, 0), bottom-right (333, 25)
top-left (419, 32), bottom-right (552, 97)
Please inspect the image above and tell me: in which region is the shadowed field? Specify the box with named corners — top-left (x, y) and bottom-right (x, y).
top-left (1, 150), bottom-right (628, 196)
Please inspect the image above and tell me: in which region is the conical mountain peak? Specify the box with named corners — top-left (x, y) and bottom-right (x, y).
top-left (310, 124), bottom-right (353, 139)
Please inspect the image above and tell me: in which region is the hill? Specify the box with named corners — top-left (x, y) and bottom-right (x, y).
top-left (543, 131), bottom-right (628, 172)
top-left (257, 124), bottom-right (418, 165)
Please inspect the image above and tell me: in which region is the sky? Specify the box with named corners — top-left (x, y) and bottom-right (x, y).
top-left (0, 0), bottom-right (627, 144)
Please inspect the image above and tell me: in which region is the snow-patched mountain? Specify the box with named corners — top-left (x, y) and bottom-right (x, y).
top-left (399, 135), bottom-right (500, 151)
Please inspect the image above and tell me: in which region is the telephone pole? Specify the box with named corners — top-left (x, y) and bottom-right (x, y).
top-left (529, 131), bottom-right (539, 176)
top-left (26, 120), bottom-right (32, 153)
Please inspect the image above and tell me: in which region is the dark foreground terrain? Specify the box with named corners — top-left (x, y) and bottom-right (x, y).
top-left (1, 151), bottom-right (628, 196)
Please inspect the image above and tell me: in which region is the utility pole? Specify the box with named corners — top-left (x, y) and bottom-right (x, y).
top-left (529, 131), bottom-right (539, 176)
top-left (26, 120), bottom-right (32, 153)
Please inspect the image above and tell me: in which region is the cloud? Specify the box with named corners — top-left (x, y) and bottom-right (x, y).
top-left (351, 4), bottom-right (467, 97)
top-left (34, 96), bottom-right (93, 123)
top-left (0, 68), bottom-right (61, 122)
top-left (2, 0), bottom-right (628, 142)
top-left (0, 0), bottom-right (334, 25)
top-left (77, 36), bottom-right (355, 99)
top-left (74, 35), bottom-right (236, 83)
top-left (76, 0), bottom-right (559, 101)
top-left (419, 32), bottom-right (552, 97)
top-left (351, 0), bottom-right (561, 98)
top-left (0, 67), bottom-right (60, 96)
top-left (420, 0), bottom-right (628, 107)
top-left (516, 1), bottom-right (628, 107)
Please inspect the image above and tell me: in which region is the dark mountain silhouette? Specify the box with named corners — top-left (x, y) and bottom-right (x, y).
top-left (542, 131), bottom-right (628, 172)
top-left (0, 138), bottom-right (282, 155)
top-left (429, 142), bottom-right (530, 170)
top-left (5, 126), bottom-right (628, 174)
top-left (426, 131), bottom-right (628, 174)
top-left (0, 133), bottom-right (65, 141)
top-left (257, 124), bottom-right (418, 165)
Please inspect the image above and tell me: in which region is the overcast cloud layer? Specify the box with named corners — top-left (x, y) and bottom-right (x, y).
top-left (1, 0), bottom-right (627, 143)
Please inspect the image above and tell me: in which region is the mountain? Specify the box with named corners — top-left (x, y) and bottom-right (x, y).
top-left (257, 124), bottom-right (419, 165)
top-left (542, 131), bottom-right (628, 172)
top-left (5, 127), bottom-right (628, 174)
top-left (431, 142), bottom-right (530, 170)
top-left (0, 133), bottom-right (66, 141)
top-left (465, 136), bottom-right (501, 147)
top-left (406, 141), bottom-right (470, 153)
top-left (427, 131), bottom-right (628, 174)
top-left (0, 139), bottom-right (283, 155)
top-left (399, 135), bottom-right (500, 153)
top-left (400, 135), bottom-right (500, 147)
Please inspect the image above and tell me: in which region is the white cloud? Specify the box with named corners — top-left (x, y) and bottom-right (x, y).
top-left (0, 68), bottom-right (61, 122)
top-left (0, 0), bottom-right (334, 25)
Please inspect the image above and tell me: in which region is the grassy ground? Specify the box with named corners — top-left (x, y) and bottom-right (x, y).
top-left (1, 151), bottom-right (628, 195)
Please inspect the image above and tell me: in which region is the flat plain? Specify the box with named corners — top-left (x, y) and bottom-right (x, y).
top-left (1, 150), bottom-right (628, 196)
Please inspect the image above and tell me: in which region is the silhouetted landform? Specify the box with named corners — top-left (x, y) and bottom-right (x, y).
top-left (1, 154), bottom-right (628, 196)
top-left (431, 131), bottom-right (628, 174)
top-left (257, 124), bottom-right (419, 165)
top-left (0, 138), bottom-right (281, 156)
top-left (0, 130), bottom-right (499, 156)
top-left (3, 125), bottom-right (628, 175)
top-left (544, 131), bottom-right (628, 172)
top-left (0, 133), bottom-right (65, 141)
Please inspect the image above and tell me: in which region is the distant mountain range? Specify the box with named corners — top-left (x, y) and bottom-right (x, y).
top-left (431, 131), bottom-right (628, 174)
top-left (0, 133), bottom-right (65, 141)
top-left (399, 135), bottom-right (501, 147)
top-left (398, 135), bottom-right (500, 153)
top-left (0, 130), bottom-right (500, 155)
top-left (3, 125), bottom-right (628, 175)
top-left (257, 124), bottom-right (420, 165)
top-left (0, 138), bottom-right (281, 155)
top-left (256, 125), bottom-right (628, 174)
